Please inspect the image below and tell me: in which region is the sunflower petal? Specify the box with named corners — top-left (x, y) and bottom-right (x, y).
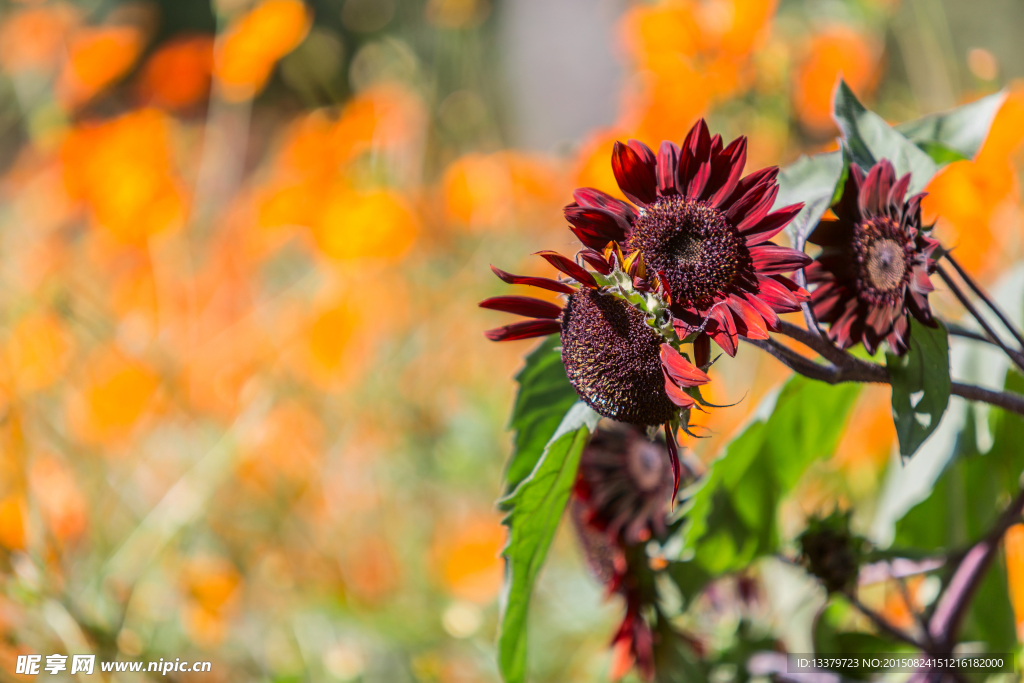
top-left (628, 139), bottom-right (656, 166)
top-left (725, 166), bottom-right (777, 207)
top-left (733, 184), bottom-right (781, 234)
top-left (579, 249), bottom-right (613, 275)
top-left (612, 141), bottom-right (658, 205)
top-left (484, 319), bottom-right (562, 341)
top-left (693, 333), bottom-right (711, 369)
top-left (660, 343), bottom-right (710, 386)
top-left (490, 265), bottom-right (576, 294)
top-left (888, 172), bottom-right (911, 212)
top-left (572, 188), bottom-right (637, 225)
top-left (749, 245), bottom-right (812, 274)
top-left (756, 275), bottom-right (802, 312)
top-left (806, 218), bottom-right (852, 247)
top-left (887, 314), bottom-right (910, 355)
top-left (534, 250), bottom-right (598, 287)
top-left (726, 295), bottom-right (769, 339)
top-left (663, 369), bottom-right (697, 408)
top-left (565, 205), bottom-right (630, 241)
top-left (708, 305), bottom-right (738, 356)
top-left (479, 295), bottom-right (563, 319)
top-left (665, 425), bottom-right (682, 500)
top-left (678, 119), bottom-right (712, 196)
top-left (725, 178), bottom-right (777, 228)
top-left (742, 203), bottom-right (802, 245)
top-left (657, 141), bottom-right (680, 196)
top-left (706, 136), bottom-right (748, 207)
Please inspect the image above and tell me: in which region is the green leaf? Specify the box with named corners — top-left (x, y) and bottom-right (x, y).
top-left (775, 149), bottom-right (845, 250)
top-left (496, 402), bottom-right (600, 683)
top-left (682, 376), bottom-right (861, 574)
top-left (832, 79), bottom-right (938, 194)
top-left (896, 90), bottom-right (1007, 162)
top-left (504, 335), bottom-right (578, 495)
top-left (886, 320), bottom-right (951, 458)
top-left (913, 139), bottom-right (969, 166)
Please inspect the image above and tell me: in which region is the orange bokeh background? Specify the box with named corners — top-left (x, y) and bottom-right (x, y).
top-left (0, 0), bottom-right (1023, 680)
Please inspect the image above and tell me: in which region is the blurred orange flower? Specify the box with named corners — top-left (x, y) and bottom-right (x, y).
top-left (286, 295), bottom-right (367, 391)
top-left (832, 385), bottom-right (895, 471)
top-left (432, 513), bottom-right (505, 603)
top-left (707, 0), bottom-right (777, 58)
top-left (0, 495), bottom-right (27, 551)
top-left (0, 4), bottom-right (78, 74)
top-left (62, 109), bottom-right (186, 245)
top-left (619, 0), bottom-right (775, 142)
top-left (7, 312), bottom-right (74, 394)
top-left (214, 0), bottom-right (312, 102)
top-left (29, 456), bottom-right (88, 542)
top-left (57, 25), bottom-right (145, 107)
top-left (1005, 523), bottom-right (1024, 641)
top-left (184, 319), bottom-right (271, 420)
top-left (136, 34), bottom-right (215, 110)
top-left (793, 27), bottom-right (880, 134)
top-left (331, 84), bottom-right (426, 164)
top-left (619, 3), bottom-right (708, 141)
top-left (238, 402), bottom-right (324, 489)
top-left (66, 345), bottom-right (161, 446)
top-left (342, 535), bottom-right (401, 604)
top-left (442, 151), bottom-right (564, 230)
top-left (923, 88), bottom-right (1024, 275)
top-left (181, 556), bottom-right (242, 648)
top-left (313, 187), bottom-right (419, 261)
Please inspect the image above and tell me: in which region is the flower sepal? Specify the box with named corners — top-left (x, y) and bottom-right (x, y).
top-left (593, 266), bottom-right (681, 346)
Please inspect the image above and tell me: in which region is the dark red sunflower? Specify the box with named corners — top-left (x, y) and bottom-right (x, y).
top-left (565, 119), bottom-right (813, 357)
top-left (804, 159), bottom-right (939, 355)
top-left (573, 422), bottom-right (676, 545)
top-left (481, 256), bottom-right (709, 430)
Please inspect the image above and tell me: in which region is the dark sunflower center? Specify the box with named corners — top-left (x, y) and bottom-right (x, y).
top-left (627, 439), bottom-right (665, 493)
top-left (866, 239), bottom-right (907, 291)
top-left (560, 289), bottom-right (679, 426)
top-left (627, 196), bottom-right (748, 310)
top-left (853, 217), bottom-right (912, 305)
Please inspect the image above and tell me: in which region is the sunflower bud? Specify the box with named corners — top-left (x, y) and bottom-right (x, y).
top-left (797, 511), bottom-right (864, 594)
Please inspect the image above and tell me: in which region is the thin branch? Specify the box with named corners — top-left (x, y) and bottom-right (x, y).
top-left (936, 265), bottom-right (1024, 372)
top-left (745, 337), bottom-right (1024, 417)
top-left (776, 321), bottom-right (858, 368)
top-left (943, 252), bottom-right (1024, 352)
top-left (927, 482), bottom-right (1024, 649)
top-left (945, 322), bottom-right (994, 345)
top-left (746, 338), bottom-right (845, 384)
top-left (794, 266), bottom-right (824, 338)
top-left (747, 337), bottom-right (888, 384)
top-left (950, 381), bottom-right (1024, 415)
top-left (845, 593), bottom-right (930, 652)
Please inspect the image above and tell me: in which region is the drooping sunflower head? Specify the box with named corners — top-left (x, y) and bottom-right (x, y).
top-left (560, 289), bottom-right (681, 426)
top-left (805, 159), bottom-right (939, 355)
top-left (566, 119), bottom-right (812, 356)
top-left (573, 422), bottom-right (675, 545)
top-left (482, 254), bottom-right (710, 430)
